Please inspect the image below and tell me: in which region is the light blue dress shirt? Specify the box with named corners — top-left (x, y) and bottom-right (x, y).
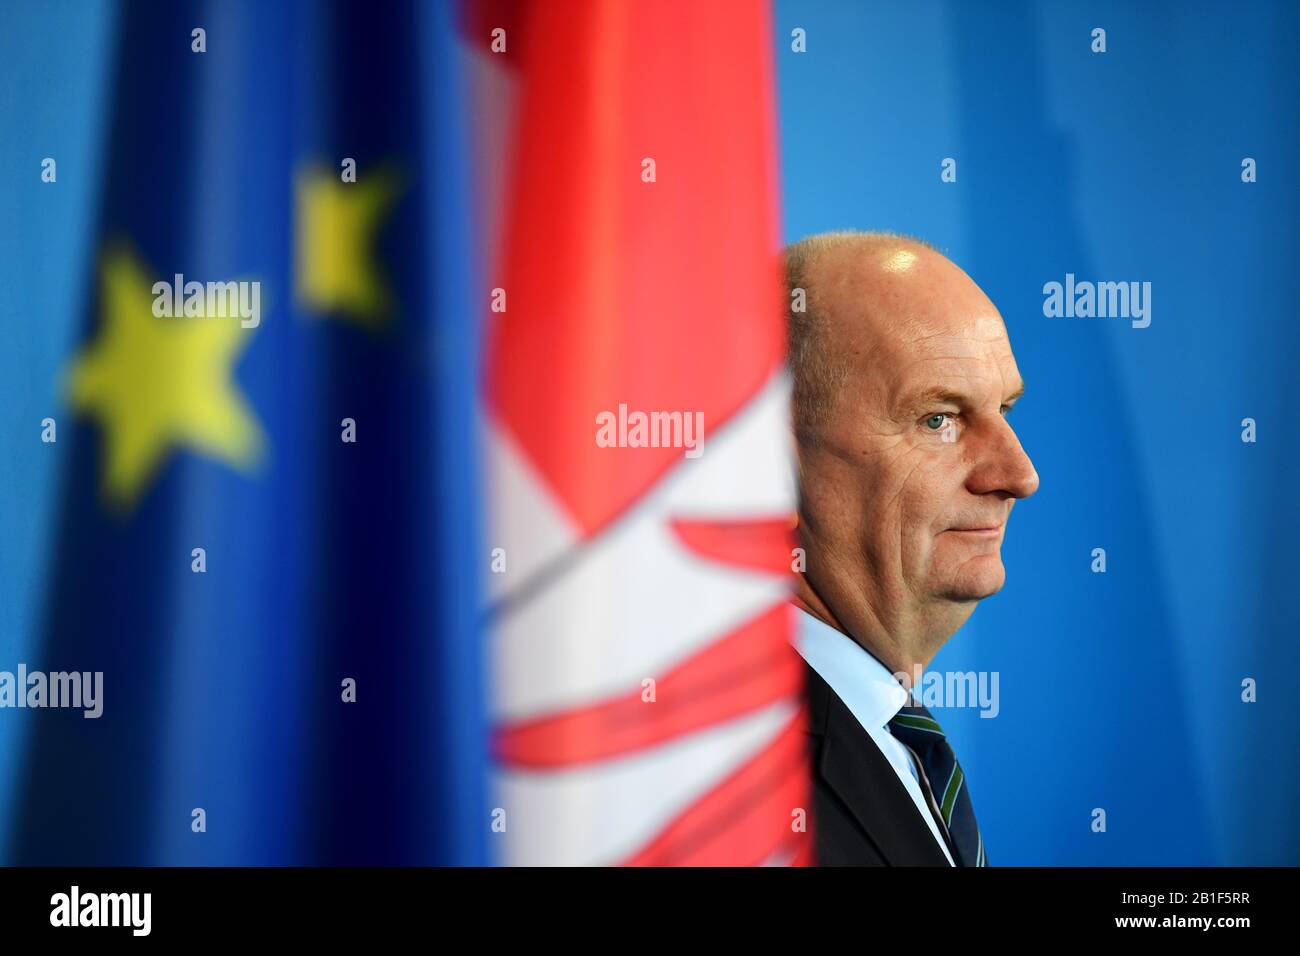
top-left (793, 607), bottom-right (956, 866)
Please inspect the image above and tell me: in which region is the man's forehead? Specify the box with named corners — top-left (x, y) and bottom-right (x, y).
top-left (815, 242), bottom-right (1001, 337)
top-left (877, 312), bottom-right (1012, 360)
top-left (804, 235), bottom-right (1021, 397)
top-left (852, 313), bottom-right (1023, 420)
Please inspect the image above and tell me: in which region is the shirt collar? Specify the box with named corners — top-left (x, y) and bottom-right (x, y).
top-left (792, 606), bottom-right (911, 733)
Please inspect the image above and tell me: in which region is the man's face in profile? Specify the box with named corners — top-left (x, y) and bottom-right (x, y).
top-left (796, 240), bottom-right (1039, 643)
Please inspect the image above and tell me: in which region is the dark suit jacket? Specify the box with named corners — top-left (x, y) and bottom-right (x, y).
top-left (804, 659), bottom-right (954, 866)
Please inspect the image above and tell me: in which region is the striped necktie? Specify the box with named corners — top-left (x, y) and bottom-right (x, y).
top-left (888, 702), bottom-right (987, 866)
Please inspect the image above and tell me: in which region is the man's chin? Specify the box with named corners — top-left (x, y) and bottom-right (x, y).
top-left (937, 557), bottom-right (1006, 602)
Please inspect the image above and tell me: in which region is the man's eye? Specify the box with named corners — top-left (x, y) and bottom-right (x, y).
top-left (924, 413), bottom-right (949, 430)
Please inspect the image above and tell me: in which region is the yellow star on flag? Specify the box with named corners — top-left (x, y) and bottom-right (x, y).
top-left (66, 244), bottom-right (265, 511)
top-left (295, 167), bottom-right (400, 327)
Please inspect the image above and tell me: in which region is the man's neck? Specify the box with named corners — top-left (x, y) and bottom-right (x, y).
top-left (791, 586), bottom-right (845, 634)
top-left (793, 571), bottom-right (959, 689)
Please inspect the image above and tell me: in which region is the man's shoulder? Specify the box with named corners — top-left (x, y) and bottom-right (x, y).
top-left (799, 654), bottom-right (838, 739)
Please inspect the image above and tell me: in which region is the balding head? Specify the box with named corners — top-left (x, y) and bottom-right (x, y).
top-left (787, 231), bottom-right (953, 439)
top-left (784, 230), bottom-right (1039, 678)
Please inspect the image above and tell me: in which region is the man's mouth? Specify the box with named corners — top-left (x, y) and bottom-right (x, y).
top-left (944, 525), bottom-right (1004, 537)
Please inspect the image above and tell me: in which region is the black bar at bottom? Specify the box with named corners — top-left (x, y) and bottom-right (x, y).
top-left (0, 866), bottom-right (1286, 941)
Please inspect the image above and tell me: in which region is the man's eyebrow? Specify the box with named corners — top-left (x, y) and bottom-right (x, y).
top-left (894, 380), bottom-right (1026, 416)
top-left (894, 386), bottom-right (970, 416)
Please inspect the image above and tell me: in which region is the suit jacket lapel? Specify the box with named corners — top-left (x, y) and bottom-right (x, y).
top-left (806, 662), bottom-right (952, 866)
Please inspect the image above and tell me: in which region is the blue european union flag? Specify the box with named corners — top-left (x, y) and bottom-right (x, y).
top-left (8, 0), bottom-right (487, 865)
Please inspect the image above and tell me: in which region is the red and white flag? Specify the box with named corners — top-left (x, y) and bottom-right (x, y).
top-left (477, 0), bottom-right (811, 865)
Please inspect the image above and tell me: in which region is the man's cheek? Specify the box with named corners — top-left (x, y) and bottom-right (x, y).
top-left (927, 533), bottom-right (981, 576)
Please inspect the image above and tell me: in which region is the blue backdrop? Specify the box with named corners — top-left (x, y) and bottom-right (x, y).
top-left (0, 0), bottom-right (115, 856)
top-left (775, 0), bottom-right (1300, 865)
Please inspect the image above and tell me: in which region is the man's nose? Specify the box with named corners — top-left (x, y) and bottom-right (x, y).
top-left (967, 418), bottom-right (1039, 500)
